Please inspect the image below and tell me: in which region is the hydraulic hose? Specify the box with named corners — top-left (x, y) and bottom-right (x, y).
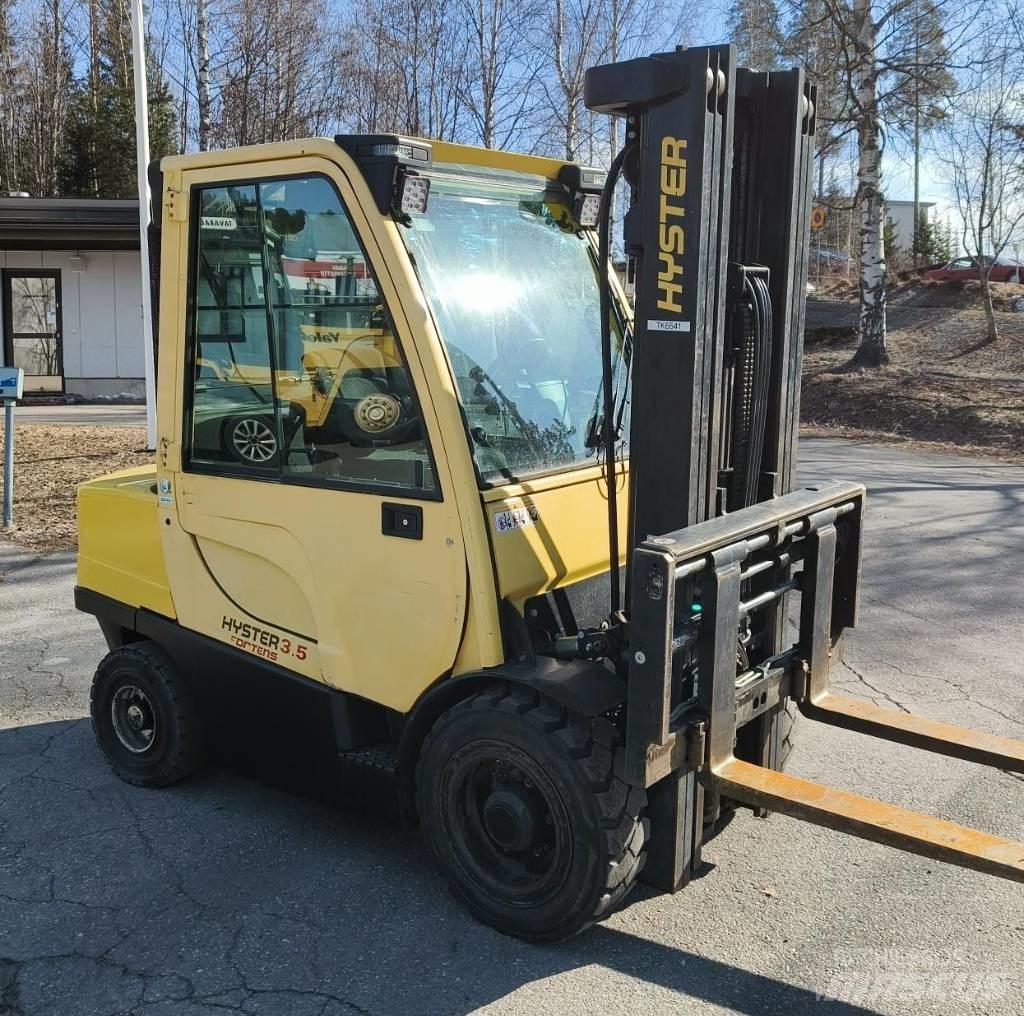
top-left (597, 144), bottom-right (630, 616)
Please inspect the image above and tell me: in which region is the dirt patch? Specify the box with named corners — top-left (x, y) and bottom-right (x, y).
top-left (810, 273), bottom-right (1024, 311)
top-left (0, 424), bottom-right (150, 551)
top-left (802, 281), bottom-right (1024, 460)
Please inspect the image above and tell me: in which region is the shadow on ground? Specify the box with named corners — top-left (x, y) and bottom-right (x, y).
top-left (0, 719), bottom-right (886, 1016)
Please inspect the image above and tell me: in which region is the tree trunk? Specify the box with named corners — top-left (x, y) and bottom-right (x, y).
top-left (979, 269), bottom-right (999, 344)
top-left (850, 0), bottom-right (890, 368)
top-left (197, 0), bottom-right (211, 151)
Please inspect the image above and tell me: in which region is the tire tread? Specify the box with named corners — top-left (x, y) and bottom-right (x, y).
top-left (416, 683), bottom-right (647, 940)
top-left (90, 641), bottom-right (203, 788)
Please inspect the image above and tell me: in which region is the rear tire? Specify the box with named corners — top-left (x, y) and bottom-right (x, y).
top-left (90, 642), bottom-right (203, 788)
top-left (416, 685), bottom-right (648, 942)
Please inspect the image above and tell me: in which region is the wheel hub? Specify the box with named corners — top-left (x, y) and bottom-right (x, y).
top-left (441, 741), bottom-right (572, 908)
top-left (482, 789), bottom-right (537, 852)
top-left (111, 685), bottom-right (156, 754)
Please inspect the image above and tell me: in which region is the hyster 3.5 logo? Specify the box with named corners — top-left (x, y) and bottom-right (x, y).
top-left (657, 136), bottom-right (688, 313)
top-left (221, 615), bottom-right (308, 663)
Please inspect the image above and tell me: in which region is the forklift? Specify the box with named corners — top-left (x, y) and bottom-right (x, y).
top-left (75, 44), bottom-right (1024, 942)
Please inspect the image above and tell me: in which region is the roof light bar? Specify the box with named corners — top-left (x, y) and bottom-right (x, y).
top-left (334, 134), bottom-right (433, 217)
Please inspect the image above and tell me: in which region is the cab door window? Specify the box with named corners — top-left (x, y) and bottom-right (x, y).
top-left (190, 184), bottom-right (279, 471)
top-left (187, 174), bottom-right (437, 496)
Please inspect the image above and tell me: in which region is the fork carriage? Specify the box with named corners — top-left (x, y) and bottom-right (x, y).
top-left (626, 481), bottom-right (1024, 887)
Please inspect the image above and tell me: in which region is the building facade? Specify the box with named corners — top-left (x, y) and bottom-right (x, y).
top-left (884, 199), bottom-right (937, 255)
top-left (0, 197), bottom-right (144, 398)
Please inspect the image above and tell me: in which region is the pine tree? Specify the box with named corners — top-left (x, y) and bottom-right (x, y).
top-left (727, 0), bottom-right (782, 71)
top-left (936, 221), bottom-right (955, 264)
top-left (60, 0), bottom-right (176, 198)
top-left (783, 0), bottom-right (849, 193)
top-left (913, 210), bottom-right (935, 261)
top-left (913, 210), bottom-right (954, 265)
top-left (883, 216), bottom-right (899, 261)
top-left (884, 0), bottom-right (956, 134)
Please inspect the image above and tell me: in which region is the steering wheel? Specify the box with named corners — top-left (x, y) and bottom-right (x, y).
top-left (485, 326), bottom-right (567, 433)
top-left (483, 305), bottom-right (559, 381)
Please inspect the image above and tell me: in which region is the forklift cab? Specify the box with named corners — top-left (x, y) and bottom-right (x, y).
top-left (131, 138), bottom-right (630, 714)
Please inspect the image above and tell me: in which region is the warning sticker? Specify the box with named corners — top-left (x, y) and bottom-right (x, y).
top-left (200, 216), bottom-right (237, 230)
top-left (493, 504), bottom-right (539, 535)
top-left (648, 319), bottom-right (691, 333)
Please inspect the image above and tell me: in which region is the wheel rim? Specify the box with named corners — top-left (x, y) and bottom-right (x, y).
top-left (110, 684), bottom-right (157, 754)
top-left (440, 740), bottom-right (573, 908)
top-left (231, 418), bottom-right (277, 463)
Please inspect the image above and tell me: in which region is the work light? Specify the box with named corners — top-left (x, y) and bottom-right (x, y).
top-left (398, 172), bottom-right (431, 216)
top-left (557, 164), bottom-right (606, 229)
top-left (574, 192), bottom-right (601, 228)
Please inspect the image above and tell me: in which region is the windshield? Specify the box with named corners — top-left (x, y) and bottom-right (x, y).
top-left (402, 163), bottom-right (629, 484)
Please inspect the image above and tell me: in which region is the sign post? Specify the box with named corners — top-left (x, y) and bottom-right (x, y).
top-left (1, 367), bottom-right (24, 530)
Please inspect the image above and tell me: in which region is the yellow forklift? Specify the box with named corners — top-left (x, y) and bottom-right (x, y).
top-left (76, 45), bottom-right (1024, 941)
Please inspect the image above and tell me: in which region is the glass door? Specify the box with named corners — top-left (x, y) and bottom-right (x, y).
top-left (2, 270), bottom-right (64, 393)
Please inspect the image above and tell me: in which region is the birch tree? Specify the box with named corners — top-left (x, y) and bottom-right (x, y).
top-left (460, 0), bottom-right (542, 149)
top-left (195, 0), bottom-right (210, 149)
top-left (213, 0), bottom-right (346, 147)
top-left (17, 0), bottom-right (75, 197)
top-left (938, 41), bottom-right (1024, 344)
top-left (849, 0), bottom-right (888, 366)
top-left (339, 0), bottom-right (468, 141)
top-left (536, 0), bottom-right (605, 160)
top-left (786, 0), bottom-right (966, 366)
top-left (0, 0), bottom-right (20, 192)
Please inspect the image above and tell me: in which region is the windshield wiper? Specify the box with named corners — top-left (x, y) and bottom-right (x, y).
top-left (467, 365), bottom-right (545, 462)
top-left (584, 329), bottom-right (632, 451)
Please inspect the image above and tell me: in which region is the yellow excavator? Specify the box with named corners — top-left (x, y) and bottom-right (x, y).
top-left (75, 45), bottom-right (1024, 941)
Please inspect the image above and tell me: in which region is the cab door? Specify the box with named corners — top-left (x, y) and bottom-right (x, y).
top-left (160, 162), bottom-right (467, 713)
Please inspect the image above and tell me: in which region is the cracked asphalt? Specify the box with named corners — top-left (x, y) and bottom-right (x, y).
top-left (1, 437), bottom-right (1023, 1016)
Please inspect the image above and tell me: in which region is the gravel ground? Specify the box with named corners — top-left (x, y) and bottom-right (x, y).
top-left (0, 424), bottom-right (149, 550)
top-left (1, 437), bottom-right (1022, 1016)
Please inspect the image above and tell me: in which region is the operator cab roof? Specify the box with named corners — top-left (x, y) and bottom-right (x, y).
top-left (158, 136), bottom-right (583, 187)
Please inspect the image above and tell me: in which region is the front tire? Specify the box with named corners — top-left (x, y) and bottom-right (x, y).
top-left (416, 685), bottom-right (648, 942)
top-left (90, 642), bottom-right (203, 788)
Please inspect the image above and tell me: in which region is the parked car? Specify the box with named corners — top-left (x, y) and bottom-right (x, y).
top-left (192, 367), bottom-right (302, 467)
top-left (923, 255), bottom-right (1024, 283)
top-left (810, 246), bottom-right (850, 271)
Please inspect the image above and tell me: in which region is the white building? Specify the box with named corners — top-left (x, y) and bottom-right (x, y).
top-left (884, 198), bottom-right (937, 254)
top-left (0, 197), bottom-right (144, 398)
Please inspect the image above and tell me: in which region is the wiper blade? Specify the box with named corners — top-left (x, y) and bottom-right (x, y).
top-left (585, 328), bottom-right (633, 451)
top-left (467, 365), bottom-right (544, 461)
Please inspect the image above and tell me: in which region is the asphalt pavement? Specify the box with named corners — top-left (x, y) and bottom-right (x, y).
top-left (1, 437), bottom-right (1022, 1016)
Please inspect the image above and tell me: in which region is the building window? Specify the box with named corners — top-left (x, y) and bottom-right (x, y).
top-left (2, 270), bottom-right (63, 393)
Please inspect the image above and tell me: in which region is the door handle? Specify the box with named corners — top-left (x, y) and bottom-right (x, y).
top-left (382, 503), bottom-right (423, 540)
